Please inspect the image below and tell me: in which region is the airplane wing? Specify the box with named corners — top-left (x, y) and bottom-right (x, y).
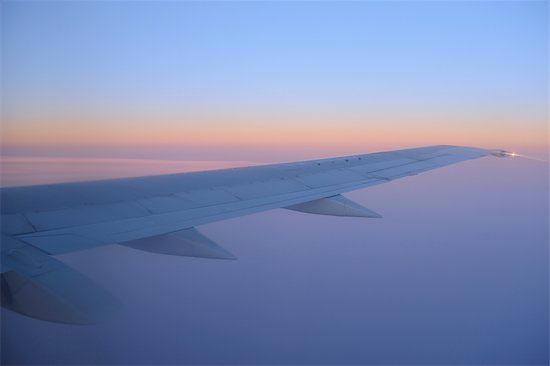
top-left (0, 145), bottom-right (511, 323)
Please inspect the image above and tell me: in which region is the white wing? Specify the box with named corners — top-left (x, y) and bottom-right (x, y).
top-left (0, 145), bottom-right (511, 323)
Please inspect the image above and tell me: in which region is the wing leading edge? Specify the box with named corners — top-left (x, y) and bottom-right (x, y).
top-left (1, 145), bottom-right (512, 323)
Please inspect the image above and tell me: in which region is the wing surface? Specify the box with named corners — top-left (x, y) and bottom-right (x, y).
top-left (2, 145), bottom-right (506, 255)
top-left (0, 145), bottom-right (511, 323)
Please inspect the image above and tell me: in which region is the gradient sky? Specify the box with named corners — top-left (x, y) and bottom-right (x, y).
top-left (2, 0), bottom-right (548, 161)
top-left (1, 1), bottom-right (549, 365)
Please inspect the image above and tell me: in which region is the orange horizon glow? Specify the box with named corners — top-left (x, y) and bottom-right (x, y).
top-left (2, 110), bottom-right (547, 158)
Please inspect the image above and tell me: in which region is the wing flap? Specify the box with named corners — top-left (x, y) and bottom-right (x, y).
top-left (294, 170), bottom-right (367, 188)
top-left (137, 195), bottom-right (200, 214)
top-left (223, 178), bottom-right (309, 200)
top-left (24, 201), bottom-right (149, 231)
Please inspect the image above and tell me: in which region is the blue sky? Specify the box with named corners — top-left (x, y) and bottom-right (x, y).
top-left (3, 1), bottom-right (547, 107)
top-left (2, 1), bottom-right (548, 159)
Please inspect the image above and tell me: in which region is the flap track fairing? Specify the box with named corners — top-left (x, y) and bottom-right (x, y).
top-left (284, 194), bottom-right (382, 218)
top-left (120, 227), bottom-right (236, 260)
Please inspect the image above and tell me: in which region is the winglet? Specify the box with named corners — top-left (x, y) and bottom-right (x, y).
top-left (120, 227), bottom-right (236, 260)
top-left (489, 149), bottom-right (515, 158)
top-left (285, 195), bottom-right (382, 218)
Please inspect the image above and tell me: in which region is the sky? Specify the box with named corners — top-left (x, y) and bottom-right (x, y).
top-left (1, 0), bottom-right (548, 161)
top-left (1, 1), bottom-right (549, 365)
